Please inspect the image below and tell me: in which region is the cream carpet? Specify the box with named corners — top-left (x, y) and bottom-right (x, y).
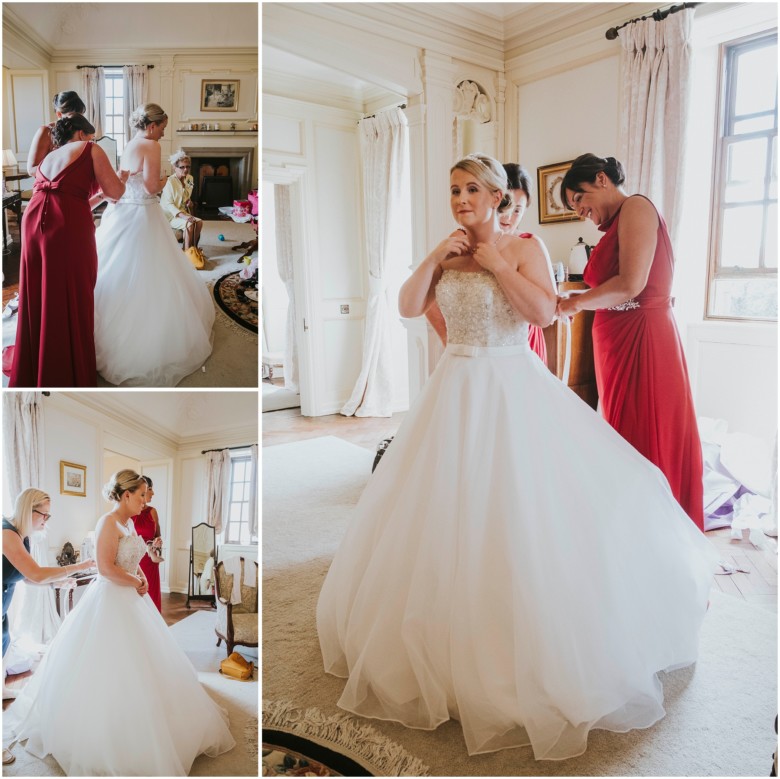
top-left (263, 436), bottom-right (778, 777)
top-left (3, 611), bottom-right (258, 777)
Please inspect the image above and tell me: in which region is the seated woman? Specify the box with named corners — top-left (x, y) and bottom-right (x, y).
top-left (160, 150), bottom-right (204, 263)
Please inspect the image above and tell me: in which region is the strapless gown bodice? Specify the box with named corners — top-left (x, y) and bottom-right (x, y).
top-left (119, 171), bottom-right (158, 205)
top-left (436, 270), bottom-right (529, 347)
top-left (111, 521), bottom-right (146, 575)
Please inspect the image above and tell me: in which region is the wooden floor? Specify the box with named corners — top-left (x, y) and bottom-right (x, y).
top-left (2, 592), bottom-right (207, 708)
top-left (263, 406), bottom-right (778, 610)
top-left (2, 211), bottom-right (21, 307)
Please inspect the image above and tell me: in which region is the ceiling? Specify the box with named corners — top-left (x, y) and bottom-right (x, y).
top-left (68, 392), bottom-right (258, 442)
top-left (4, 3), bottom-right (258, 51)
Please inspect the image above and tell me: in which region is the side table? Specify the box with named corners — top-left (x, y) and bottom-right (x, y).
top-left (52, 572), bottom-right (97, 617)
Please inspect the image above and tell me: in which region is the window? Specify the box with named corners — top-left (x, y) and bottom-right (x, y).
top-left (707, 32), bottom-right (777, 321)
top-left (104, 68), bottom-right (126, 154)
top-left (222, 450), bottom-right (256, 545)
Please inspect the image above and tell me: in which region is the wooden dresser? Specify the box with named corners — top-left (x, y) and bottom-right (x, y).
top-left (542, 280), bottom-right (599, 410)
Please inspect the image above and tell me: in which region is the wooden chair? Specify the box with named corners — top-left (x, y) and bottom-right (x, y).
top-left (214, 557), bottom-right (258, 656)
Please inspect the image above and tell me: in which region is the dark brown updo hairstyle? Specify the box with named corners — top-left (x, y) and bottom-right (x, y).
top-left (53, 91), bottom-right (86, 115)
top-left (560, 154), bottom-right (626, 210)
top-left (51, 114), bottom-right (96, 147)
top-left (499, 163), bottom-right (533, 213)
top-left (141, 475), bottom-right (153, 488)
top-left (102, 469), bottom-right (146, 503)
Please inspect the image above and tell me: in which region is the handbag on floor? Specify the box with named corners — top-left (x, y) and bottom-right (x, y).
top-left (219, 651), bottom-right (254, 680)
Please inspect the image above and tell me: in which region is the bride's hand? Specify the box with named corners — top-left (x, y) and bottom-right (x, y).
top-left (432, 233), bottom-right (470, 265)
top-left (118, 170), bottom-right (130, 184)
top-left (473, 242), bottom-right (506, 274)
top-left (135, 577), bottom-right (149, 596)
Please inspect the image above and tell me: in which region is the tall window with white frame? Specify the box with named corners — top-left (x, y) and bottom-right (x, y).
top-left (222, 449), bottom-right (256, 546)
top-left (707, 31), bottom-right (778, 321)
top-left (104, 68), bottom-right (127, 154)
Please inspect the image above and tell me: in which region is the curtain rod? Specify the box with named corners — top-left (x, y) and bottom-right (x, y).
top-left (605, 2), bottom-right (701, 39)
top-left (201, 444), bottom-right (255, 454)
top-left (76, 64), bottom-right (155, 69)
top-left (362, 103), bottom-right (407, 121)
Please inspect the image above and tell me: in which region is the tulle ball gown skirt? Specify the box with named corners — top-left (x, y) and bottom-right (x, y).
top-left (94, 198), bottom-right (215, 386)
top-left (6, 577), bottom-right (235, 775)
top-left (317, 345), bottom-right (716, 760)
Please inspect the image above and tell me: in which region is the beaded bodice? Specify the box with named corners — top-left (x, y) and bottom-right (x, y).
top-left (113, 521), bottom-right (147, 574)
top-left (120, 171), bottom-right (157, 205)
top-left (436, 270), bottom-right (528, 347)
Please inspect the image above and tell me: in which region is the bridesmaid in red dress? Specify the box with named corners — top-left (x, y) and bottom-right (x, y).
top-left (426, 162), bottom-right (553, 364)
top-left (132, 476), bottom-right (163, 612)
top-left (8, 115), bottom-right (126, 387)
top-left (557, 154), bottom-right (704, 531)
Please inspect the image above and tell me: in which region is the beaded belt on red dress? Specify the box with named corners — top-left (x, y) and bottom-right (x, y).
top-left (605, 295), bottom-right (674, 312)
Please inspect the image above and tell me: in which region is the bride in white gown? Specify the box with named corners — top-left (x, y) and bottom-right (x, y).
top-left (93, 103), bottom-right (214, 386)
top-left (316, 154), bottom-right (717, 761)
top-left (5, 470), bottom-right (235, 776)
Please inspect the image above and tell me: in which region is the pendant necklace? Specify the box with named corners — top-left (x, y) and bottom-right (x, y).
top-left (469, 232), bottom-right (503, 254)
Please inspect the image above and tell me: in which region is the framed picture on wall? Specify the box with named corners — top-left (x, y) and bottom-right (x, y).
top-left (60, 461), bottom-right (87, 497)
top-left (201, 80), bottom-right (239, 112)
top-left (537, 161), bottom-right (582, 224)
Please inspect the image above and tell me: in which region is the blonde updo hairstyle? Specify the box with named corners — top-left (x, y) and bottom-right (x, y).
top-left (130, 103), bottom-right (168, 131)
top-left (102, 469), bottom-right (146, 503)
top-left (10, 488), bottom-right (50, 540)
top-left (451, 154), bottom-right (510, 212)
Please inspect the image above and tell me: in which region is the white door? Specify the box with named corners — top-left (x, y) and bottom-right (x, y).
top-left (138, 460), bottom-right (172, 595)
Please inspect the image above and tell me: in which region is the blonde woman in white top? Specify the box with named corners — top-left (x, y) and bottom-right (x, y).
top-left (161, 150), bottom-right (204, 256)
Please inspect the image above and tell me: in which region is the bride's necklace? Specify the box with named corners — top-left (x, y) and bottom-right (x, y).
top-left (468, 232), bottom-right (503, 254)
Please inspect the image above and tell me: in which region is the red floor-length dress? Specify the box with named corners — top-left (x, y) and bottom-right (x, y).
top-left (519, 232), bottom-right (548, 366)
top-left (9, 142), bottom-right (99, 387)
top-left (583, 196), bottom-right (704, 530)
top-left (132, 507), bottom-right (162, 612)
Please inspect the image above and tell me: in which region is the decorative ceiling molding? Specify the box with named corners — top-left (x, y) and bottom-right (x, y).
top-left (2, 8), bottom-right (54, 65)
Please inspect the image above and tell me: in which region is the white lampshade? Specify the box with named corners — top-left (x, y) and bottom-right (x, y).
top-left (2, 149), bottom-right (17, 168)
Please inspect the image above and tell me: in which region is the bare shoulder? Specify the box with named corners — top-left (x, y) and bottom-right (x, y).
top-left (502, 233), bottom-right (545, 265)
top-left (621, 195), bottom-right (659, 228)
top-left (95, 513), bottom-right (118, 535)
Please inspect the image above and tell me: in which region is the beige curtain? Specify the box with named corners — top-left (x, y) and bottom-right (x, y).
top-left (81, 67), bottom-right (106, 139)
top-left (618, 9), bottom-right (695, 243)
top-left (341, 106), bottom-right (408, 417)
top-left (205, 449), bottom-right (231, 534)
top-left (123, 65), bottom-right (149, 140)
top-left (273, 185), bottom-right (299, 393)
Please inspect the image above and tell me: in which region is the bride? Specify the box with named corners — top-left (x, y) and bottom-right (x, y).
top-left (317, 153), bottom-right (717, 761)
top-left (93, 103), bottom-right (214, 386)
top-left (5, 470), bottom-right (235, 776)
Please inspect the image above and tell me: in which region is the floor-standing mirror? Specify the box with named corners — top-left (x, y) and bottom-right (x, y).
top-left (187, 522), bottom-right (216, 608)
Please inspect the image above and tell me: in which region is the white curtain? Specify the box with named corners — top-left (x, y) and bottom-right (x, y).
top-left (2, 393), bottom-right (61, 646)
top-left (618, 9), bottom-right (695, 244)
top-left (123, 65), bottom-right (149, 140)
top-left (274, 185), bottom-right (299, 393)
top-left (341, 107), bottom-right (408, 417)
top-left (81, 66), bottom-right (106, 139)
top-left (248, 445), bottom-right (258, 539)
top-left (205, 449), bottom-right (231, 534)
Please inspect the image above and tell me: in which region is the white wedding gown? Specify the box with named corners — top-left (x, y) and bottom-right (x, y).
top-left (94, 172), bottom-right (215, 386)
top-left (6, 521), bottom-right (235, 776)
top-left (317, 269), bottom-right (717, 761)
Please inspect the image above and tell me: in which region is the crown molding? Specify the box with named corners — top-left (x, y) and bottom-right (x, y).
top-left (49, 47), bottom-right (257, 64)
top-left (3, 8), bottom-right (54, 66)
top-left (177, 425), bottom-right (258, 454)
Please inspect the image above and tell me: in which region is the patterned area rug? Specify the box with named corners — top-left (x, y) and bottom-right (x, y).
top-left (263, 700), bottom-right (430, 777)
top-left (214, 271), bottom-right (258, 333)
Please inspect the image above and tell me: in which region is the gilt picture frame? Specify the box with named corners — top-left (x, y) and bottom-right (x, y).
top-left (60, 461), bottom-right (87, 497)
top-left (200, 80), bottom-right (239, 112)
top-left (537, 161), bottom-right (582, 224)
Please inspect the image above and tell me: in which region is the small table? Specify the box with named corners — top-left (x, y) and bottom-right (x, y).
top-left (52, 572), bottom-right (97, 617)
top-left (2, 191), bottom-right (21, 253)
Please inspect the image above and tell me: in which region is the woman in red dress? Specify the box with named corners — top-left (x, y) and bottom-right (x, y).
top-left (425, 162), bottom-right (553, 364)
top-left (9, 115), bottom-right (126, 387)
top-left (132, 476), bottom-right (163, 612)
top-left (557, 154), bottom-right (704, 530)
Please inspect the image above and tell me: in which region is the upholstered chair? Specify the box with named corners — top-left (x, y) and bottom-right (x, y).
top-left (214, 557), bottom-right (258, 656)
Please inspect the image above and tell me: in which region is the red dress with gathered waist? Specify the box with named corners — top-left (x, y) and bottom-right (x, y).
top-left (132, 507), bottom-right (162, 612)
top-left (583, 196), bottom-right (703, 530)
top-left (518, 232), bottom-right (548, 366)
top-left (9, 142), bottom-right (98, 387)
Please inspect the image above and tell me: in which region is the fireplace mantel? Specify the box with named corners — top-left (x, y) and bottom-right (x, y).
top-left (181, 145), bottom-right (255, 200)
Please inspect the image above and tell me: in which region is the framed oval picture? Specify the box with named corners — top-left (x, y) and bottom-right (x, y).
top-left (537, 161), bottom-right (582, 224)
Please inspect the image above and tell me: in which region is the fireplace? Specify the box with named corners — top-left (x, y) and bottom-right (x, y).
top-left (181, 146), bottom-right (255, 206)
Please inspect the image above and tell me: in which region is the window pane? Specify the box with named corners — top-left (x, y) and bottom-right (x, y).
top-left (765, 203), bottom-right (777, 268)
top-left (733, 115), bottom-right (775, 134)
top-left (231, 482), bottom-right (243, 502)
top-left (234, 461), bottom-right (247, 482)
top-left (105, 78), bottom-right (114, 98)
top-left (725, 138), bottom-right (768, 202)
top-left (720, 205), bottom-right (764, 268)
top-left (239, 523), bottom-right (249, 546)
top-left (770, 136), bottom-right (777, 200)
top-left (711, 276), bottom-right (778, 319)
top-left (735, 44), bottom-right (778, 117)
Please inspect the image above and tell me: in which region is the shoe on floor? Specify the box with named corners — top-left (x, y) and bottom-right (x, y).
top-left (3, 748), bottom-right (15, 765)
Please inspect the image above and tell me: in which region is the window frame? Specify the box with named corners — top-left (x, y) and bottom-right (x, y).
top-left (221, 450), bottom-right (256, 546)
top-left (103, 68), bottom-right (126, 154)
top-left (705, 29), bottom-right (778, 323)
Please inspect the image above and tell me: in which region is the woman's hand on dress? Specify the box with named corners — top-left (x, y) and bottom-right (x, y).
top-left (77, 558), bottom-right (95, 572)
top-left (472, 242), bottom-right (507, 274)
top-left (136, 577), bottom-right (149, 596)
top-left (556, 293), bottom-right (582, 320)
top-left (118, 170), bottom-right (130, 184)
